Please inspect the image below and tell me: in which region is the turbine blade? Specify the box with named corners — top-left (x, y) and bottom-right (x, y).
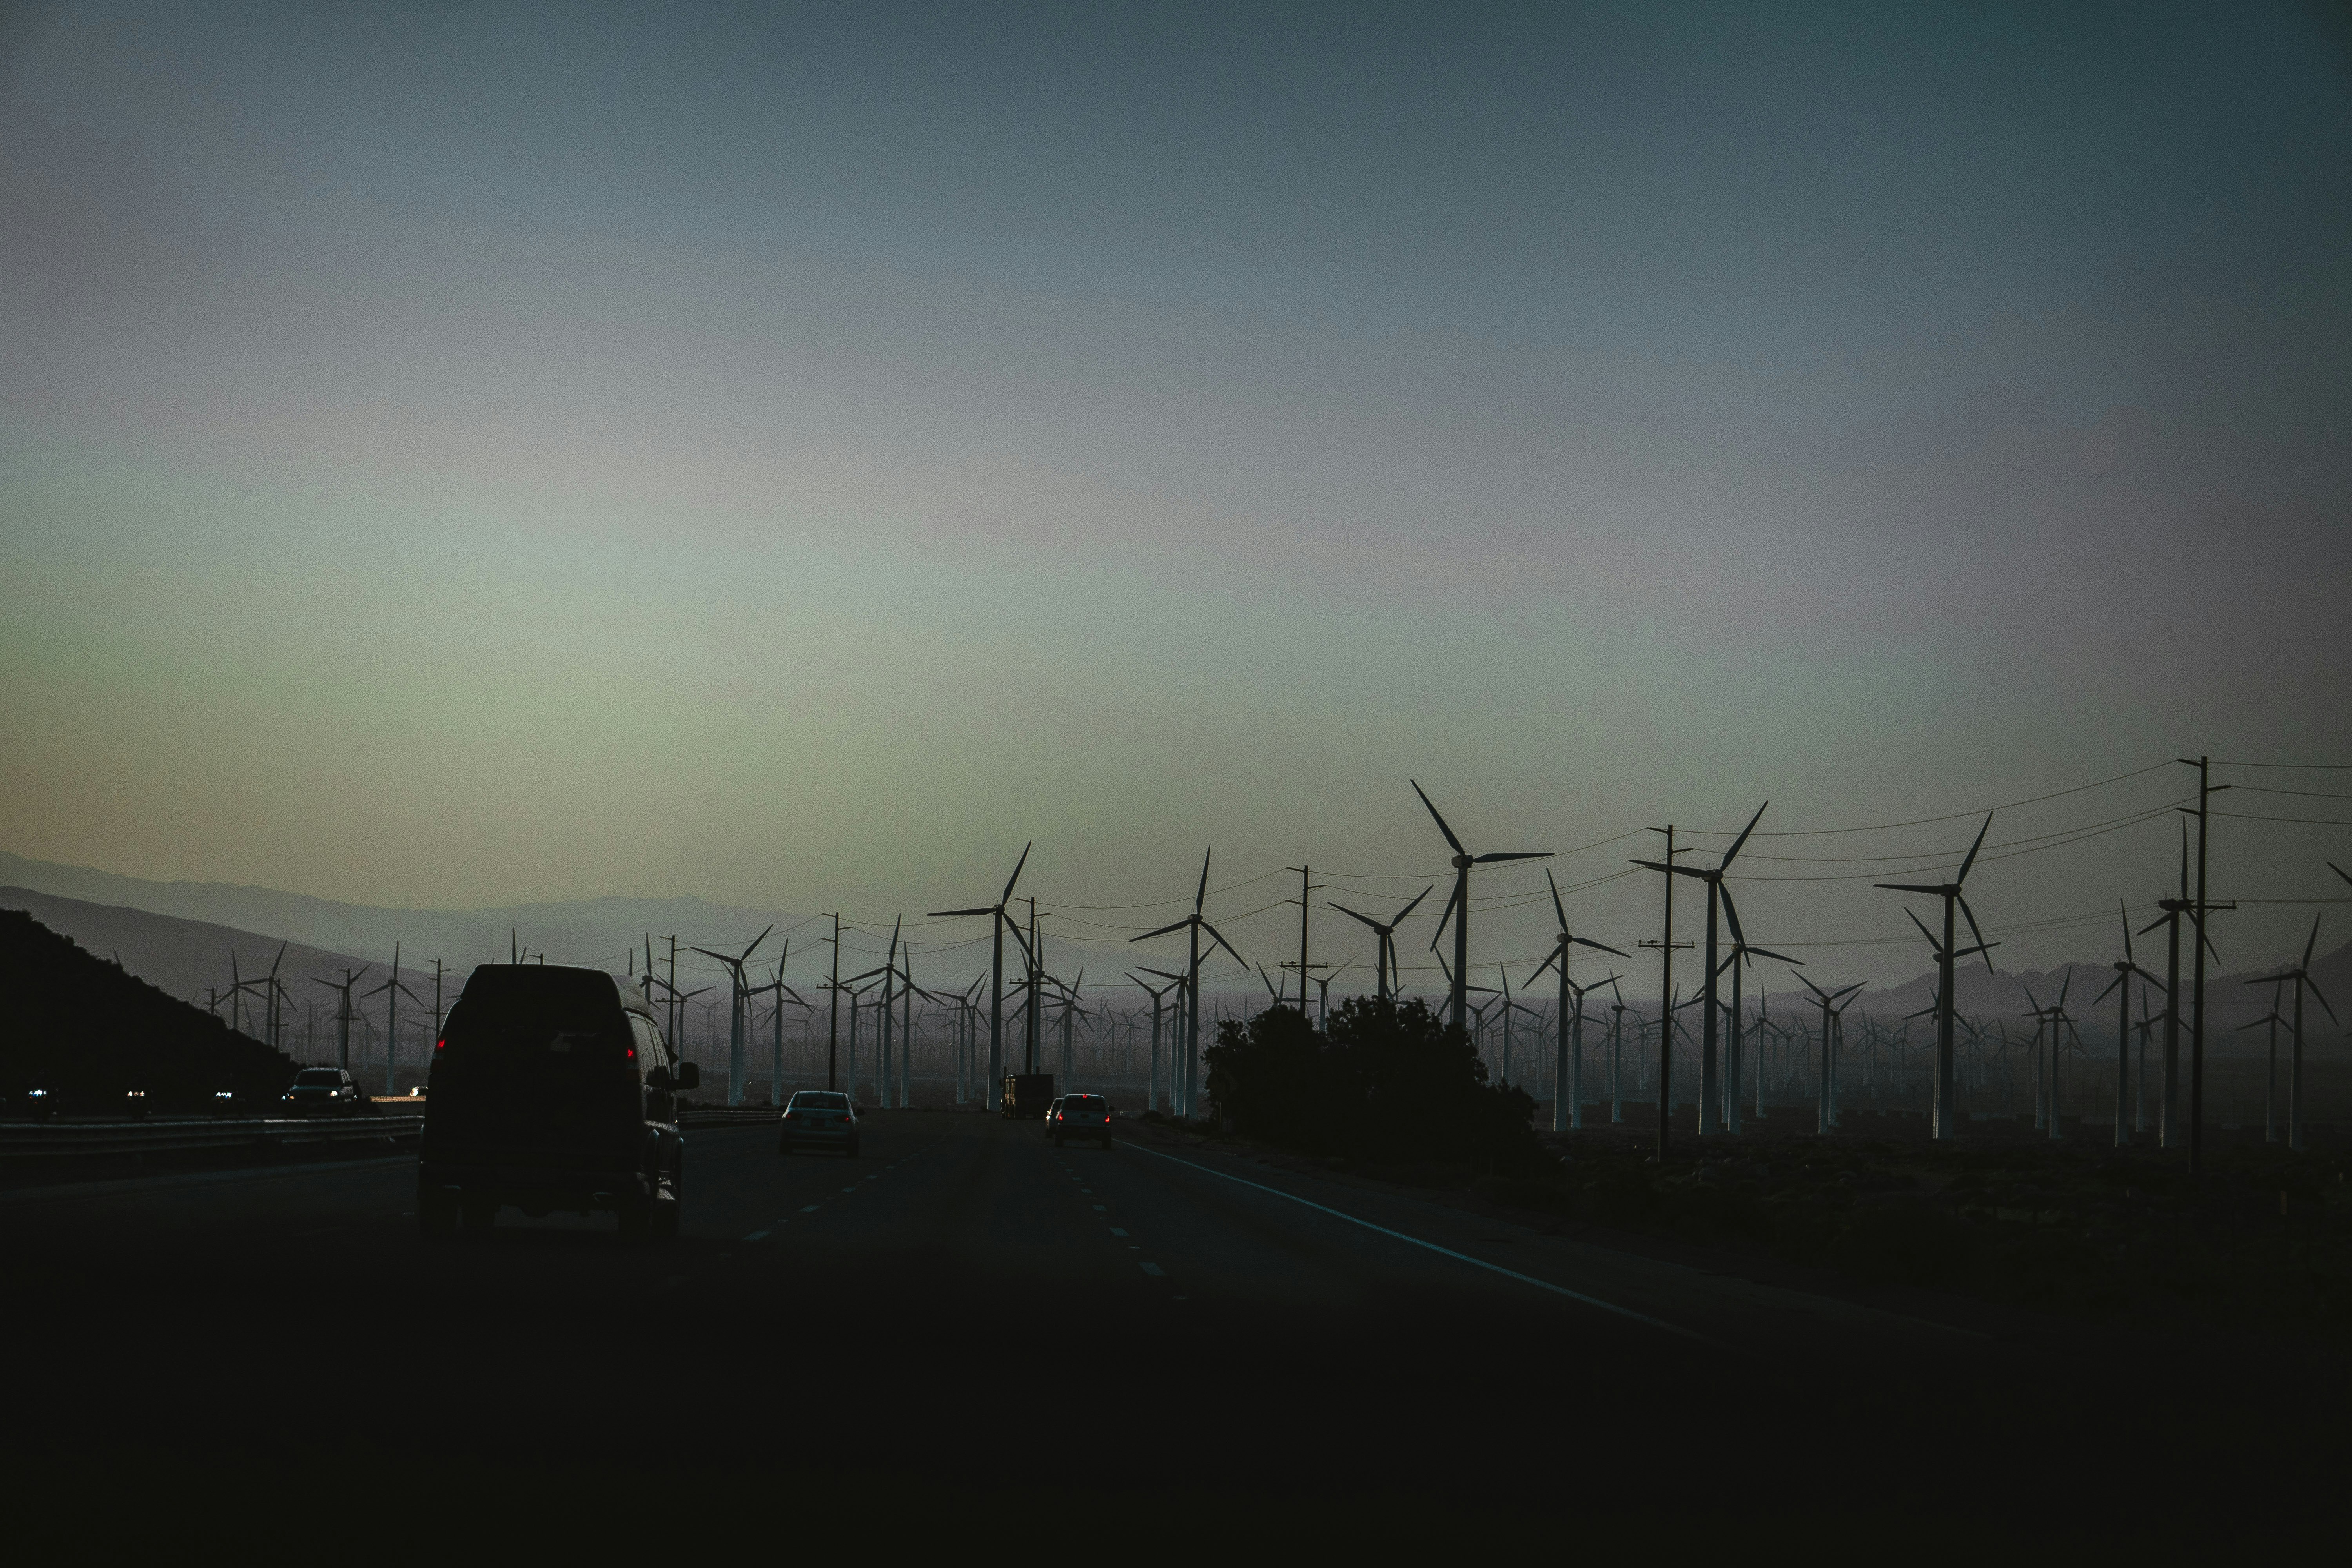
top-left (1875, 882), bottom-right (1946, 894)
top-left (2304, 912), bottom-right (2322, 972)
top-left (1199, 920), bottom-right (1247, 971)
top-left (1002, 842), bottom-right (1032, 904)
top-left (1957, 812), bottom-right (1993, 882)
top-left (2093, 975), bottom-right (2122, 1006)
top-left (1719, 885), bottom-right (1748, 947)
top-left (2311, 980), bottom-right (2338, 1025)
top-left (1394, 884), bottom-right (1434, 922)
top-left (1331, 903), bottom-right (1385, 933)
top-left (1474, 850), bottom-right (1552, 864)
top-left (743, 923), bottom-right (775, 961)
top-left (1570, 935), bottom-right (1632, 958)
top-left (1546, 868), bottom-right (1569, 932)
top-left (1743, 946), bottom-right (1804, 965)
top-left (1410, 781), bottom-right (1465, 855)
top-left (1131, 918), bottom-right (1191, 943)
top-left (928, 906), bottom-right (995, 918)
top-left (1720, 801), bottom-right (1768, 869)
top-left (1957, 896), bottom-right (1993, 972)
top-left (1196, 846), bottom-right (1212, 914)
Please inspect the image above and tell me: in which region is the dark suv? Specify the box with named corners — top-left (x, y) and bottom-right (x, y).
top-left (416, 965), bottom-right (696, 1242)
top-left (1051, 1093), bottom-right (1114, 1149)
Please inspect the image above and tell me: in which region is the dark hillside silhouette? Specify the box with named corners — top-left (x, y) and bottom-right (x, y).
top-left (0, 911), bottom-right (297, 1113)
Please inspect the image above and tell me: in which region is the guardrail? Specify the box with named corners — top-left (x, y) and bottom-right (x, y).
top-left (0, 1114), bottom-right (424, 1159)
top-left (675, 1108), bottom-right (780, 1128)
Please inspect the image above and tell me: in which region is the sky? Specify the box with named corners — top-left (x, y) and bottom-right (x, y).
top-left (3, 1), bottom-right (2350, 992)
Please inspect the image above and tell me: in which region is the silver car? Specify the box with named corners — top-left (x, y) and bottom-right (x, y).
top-left (778, 1091), bottom-right (860, 1158)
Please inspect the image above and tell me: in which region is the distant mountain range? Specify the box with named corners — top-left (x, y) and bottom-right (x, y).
top-left (4, 849), bottom-right (2343, 1052)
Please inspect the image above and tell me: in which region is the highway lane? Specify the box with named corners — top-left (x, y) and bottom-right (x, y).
top-left (4, 1112), bottom-right (2335, 1545)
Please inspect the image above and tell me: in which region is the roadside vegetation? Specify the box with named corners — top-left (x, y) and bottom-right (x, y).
top-left (1203, 997), bottom-right (1547, 1175)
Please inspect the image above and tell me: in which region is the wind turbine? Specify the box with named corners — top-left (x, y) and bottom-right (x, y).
top-left (2021, 974), bottom-right (2081, 1142)
top-left (2237, 982), bottom-right (2290, 1145)
top-left (2246, 914), bottom-right (2334, 1153)
top-left (361, 944), bottom-right (421, 1097)
top-left (312, 964), bottom-right (372, 1074)
top-left (1802, 977), bottom-right (1865, 1134)
top-left (929, 843), bottom-right (1031, 1112)
top-left (1634, 802), bottom-right (1768, 1138)
top-left (691, 924), bottom-right (773, 1107)
top-left (2093, 902), bottom-right (2166, 1148)
top-left (1411, 782), bottom-right (1551, 1034)
top-left (1330, 885), bottom-right (1433, 1002)
top-left (1131, 969), bottom-right (1184, 1114)
top-left (1714, 896), bottom-right (1801, 1135)
top-left (1525, 870), bottom-right (1629, 1132)
top-left (1875, 813), bottom-right (1996, 1140)
top-left (1129, 849), bottom-right (1247, 1121)
top-left (748, 947), bottom-right (807, 1108)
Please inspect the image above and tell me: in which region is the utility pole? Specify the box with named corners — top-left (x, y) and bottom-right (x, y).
top-left (2180, 757), bottom-right (2234, 1176)
top-left (1282, 865), bottom-right (1324, 1011)
top-left (826, 913), bottom-right (842, 1092)
top-left (1635, 825), bottom-right (1695, 1158)
top-left (1027, 898), bottom-right (1042, 1075)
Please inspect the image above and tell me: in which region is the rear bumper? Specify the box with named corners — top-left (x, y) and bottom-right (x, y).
top-left (779, 1126), bottom-right (857, 1145)
top-left (418, 1162), bottom-right (655, 1209)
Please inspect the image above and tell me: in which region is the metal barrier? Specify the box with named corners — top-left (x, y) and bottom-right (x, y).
top-left (675, 1108), bottom-right (780, 1128)
top-left (0, 1114), bottom-right (424, 1159)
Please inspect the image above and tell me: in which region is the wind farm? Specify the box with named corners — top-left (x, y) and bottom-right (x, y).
top-left (4, 3), bottom-right (2350, 1553)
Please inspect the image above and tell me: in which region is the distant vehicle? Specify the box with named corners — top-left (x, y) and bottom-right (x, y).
top-left (1000, 1074), bottom-right (1056, 1120)
top-left (282, 1067), bottom-right (374, 1117)
top-left (22, 1087), bottom-right (54, 1122)
top-left (778, 1091), bottom-right (859, 1158)
top-left (416, 965), bottom-right (694, 1243)
top-left (123, 1088), bottom-right (149, 1121)
top-left (1051, 1093), bottom-right (1114, 1149)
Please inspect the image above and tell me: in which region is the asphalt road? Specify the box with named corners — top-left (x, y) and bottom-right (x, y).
top-left (4, 1112), bottom-right (2336, 1553)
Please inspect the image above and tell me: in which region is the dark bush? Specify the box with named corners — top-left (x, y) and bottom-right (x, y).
top-left (1205, 997), bottom-right (1547, 1174)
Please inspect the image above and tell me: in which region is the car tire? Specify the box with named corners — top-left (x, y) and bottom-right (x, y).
top-left (778, 1141), bottom-right (791, 1156)
top-left (618, 1203), bottom-right (650, 1241)
top-left (651, 1196), bottom-right (680, 1245)
top-left (846, 1141), bottom-right (860, 1159)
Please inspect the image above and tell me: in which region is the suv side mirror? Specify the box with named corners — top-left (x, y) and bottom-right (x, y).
top-left (674, 1062), bottom-right (701, 1091)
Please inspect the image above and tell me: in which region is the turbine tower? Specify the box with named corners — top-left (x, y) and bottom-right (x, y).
top-left (2247, 913), bottom-right (2333, 1152)
top-left (1634, 804), bottom-right (1768, 1138)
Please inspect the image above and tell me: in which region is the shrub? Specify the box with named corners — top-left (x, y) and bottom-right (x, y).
top-left (1205, 997), bottom-right (1547, 1174)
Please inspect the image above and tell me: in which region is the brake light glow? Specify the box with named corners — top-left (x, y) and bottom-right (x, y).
top-left (434, 1036), bottom-right (446, 1053)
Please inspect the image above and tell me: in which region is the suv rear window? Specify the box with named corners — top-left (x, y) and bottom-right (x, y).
top-left (1066, 1096), bottom-right (1105, 1111)
top-left (294, 1069), bottom-right (341, 1086)
top-left (439, 968), bottom-right (632, 1068)
top-left (791, 1093), bottom-right (849, 1111)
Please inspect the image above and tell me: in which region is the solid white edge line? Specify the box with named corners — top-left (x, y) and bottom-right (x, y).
top-left (1117, 1140), bottom-right (1723, 1348)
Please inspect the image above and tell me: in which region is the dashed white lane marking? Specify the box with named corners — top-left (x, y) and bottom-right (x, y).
top-left (840, 1187), bottom-right (857, 1194)
top-left (1140, 1262), bottom-right (1165, 1277)
top-left (801, 1205), bottom-right (820, 1213)
top-left (1109, 1227), bottom-right (1127, 1236)
top-left (743, 1230), bottom-right (769, 1241)
top-left (1116, 1139), bottom-right (1721, 1348)
top-left (1092, 1204), bottom-right (1107, 1211)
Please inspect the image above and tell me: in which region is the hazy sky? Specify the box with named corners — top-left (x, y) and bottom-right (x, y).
top-left (4, 1), bottom-right (2349, 988)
